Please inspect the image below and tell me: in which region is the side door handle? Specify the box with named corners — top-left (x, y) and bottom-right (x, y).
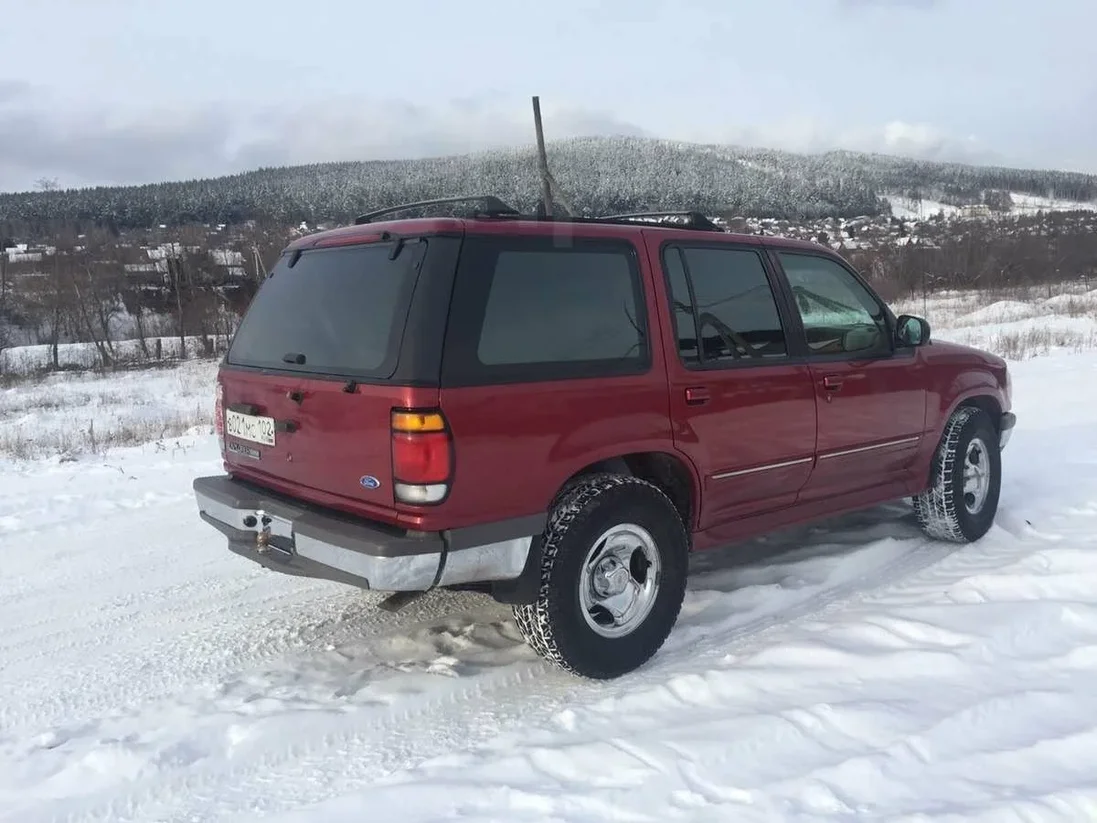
top-left (822, 376), bottom-right (844, 392)
top-left (685, 386), bottom-right (710, 406)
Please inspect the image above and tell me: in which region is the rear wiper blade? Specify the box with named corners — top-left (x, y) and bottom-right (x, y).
top-left (282, 352), bottom-right (306, 365)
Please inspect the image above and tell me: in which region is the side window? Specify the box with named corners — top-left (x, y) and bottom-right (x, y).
top-left (664, 245), bottom-right (787, 365)
top-left (777, 253), bottom-right (889, 356)
top-left (663, 248), bottom-right (699, 360)
top-left (443, 236), bottom-right (649, 384)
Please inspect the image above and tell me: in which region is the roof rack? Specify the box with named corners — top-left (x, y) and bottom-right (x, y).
top-left (354, 195), bottom-right (520, 225)
top-left (597, 210), bottom-right (724, 233)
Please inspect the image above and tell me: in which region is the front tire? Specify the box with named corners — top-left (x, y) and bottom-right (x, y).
top-left (513, 474), bottom-right (688, 679)
top-left (914, 406), bottom-right (1001, 542)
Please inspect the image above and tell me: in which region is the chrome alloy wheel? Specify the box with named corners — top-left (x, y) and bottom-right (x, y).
top-left (963, 436), bottom-right (991, 514)
top-left (578, 523), bottom-right (662, 638)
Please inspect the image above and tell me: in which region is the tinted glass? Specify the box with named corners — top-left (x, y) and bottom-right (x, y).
top-left (663, 248), bottom-right (699, 361)
top-left (476, 248), bottom-right (645, 367)
top-left (227, 243), bottom-right (420, 377)
top-left (669, 246), bottom-right (787, 363)
top-left (778, 252), bottom-right (888, 355)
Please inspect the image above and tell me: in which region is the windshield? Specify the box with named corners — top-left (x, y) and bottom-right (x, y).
top-left (227, 241), bottom-right (422, 378)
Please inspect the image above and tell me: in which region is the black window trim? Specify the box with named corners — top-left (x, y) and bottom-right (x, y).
top-left (767, 247), bottom-right (913, 364)
top-left (658, 238), bottom-right (805, 371)
top-left (440, 233), bottom-right (653, 388)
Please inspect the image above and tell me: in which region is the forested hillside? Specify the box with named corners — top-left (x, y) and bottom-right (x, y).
top-left (3, 137), bottom-right (1096, 234)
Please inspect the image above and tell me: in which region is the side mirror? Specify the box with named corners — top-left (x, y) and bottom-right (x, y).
top-left (896, 314), bottom-right (930, 347)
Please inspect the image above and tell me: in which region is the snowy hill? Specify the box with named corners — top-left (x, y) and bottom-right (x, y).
top-left (2, 137), bottom-right (1096, 231)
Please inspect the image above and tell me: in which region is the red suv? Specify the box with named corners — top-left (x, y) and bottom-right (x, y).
top-left (193, 196), bottom-right (1015, 679)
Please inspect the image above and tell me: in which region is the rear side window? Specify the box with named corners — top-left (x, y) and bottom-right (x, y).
top-left (443, 236), bottom-right (649, 385)
top-left (227, 242), bottom-right (423, 378)
top-left (663, 244), bottom-right (788, 365)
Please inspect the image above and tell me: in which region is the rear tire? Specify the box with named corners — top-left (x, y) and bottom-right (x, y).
top-left (914, 406), bottom-right (1001, 543)
top-left (513, 474), bottom-right (688, 679)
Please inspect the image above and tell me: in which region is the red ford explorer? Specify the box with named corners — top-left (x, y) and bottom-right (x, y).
top-left (194, 197), bottom-right (1015, 679)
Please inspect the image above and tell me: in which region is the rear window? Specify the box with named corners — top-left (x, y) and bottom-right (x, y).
top-left (227, 242), bottom-right (423, 378)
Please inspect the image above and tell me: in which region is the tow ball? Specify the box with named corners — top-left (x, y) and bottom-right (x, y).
top-left (245, 509), bottom-right (272, 553)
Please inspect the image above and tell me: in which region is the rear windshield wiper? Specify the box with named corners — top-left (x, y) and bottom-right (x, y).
top-left (282, 352), bottom-right (307, 365)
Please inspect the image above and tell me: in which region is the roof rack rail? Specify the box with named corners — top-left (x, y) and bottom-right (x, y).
top-left (354, 195), bottom-right (520, 225)
top-left (598, 210), bottom-right (724, 232)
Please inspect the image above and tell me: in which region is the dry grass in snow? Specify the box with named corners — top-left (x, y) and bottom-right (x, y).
top-left (0, 359), bottom-right (217, 462)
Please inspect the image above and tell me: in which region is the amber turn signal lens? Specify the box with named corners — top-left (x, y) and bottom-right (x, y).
top-left (391, 411), bottom-right (447, 432)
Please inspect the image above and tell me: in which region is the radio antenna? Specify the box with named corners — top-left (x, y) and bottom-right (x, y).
top-left (531, 96), bottom-right (573, 218)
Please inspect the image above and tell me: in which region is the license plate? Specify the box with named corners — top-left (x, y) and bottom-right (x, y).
top-left (225, 409), bottom-right (276, 446)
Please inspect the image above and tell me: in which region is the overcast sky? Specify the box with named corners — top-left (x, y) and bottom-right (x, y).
top-left (1, 0), bottom-right (1094, 192)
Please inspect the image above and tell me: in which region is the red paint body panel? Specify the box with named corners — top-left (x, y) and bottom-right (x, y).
top-left (907, 339), bottom-right (1011, 486)
top-left (637, 230), bottom-right (817, 527)
top-left (666, 361), bottom-right (817, 527)
top-left (797, 355), bottom-right (928, 500)
top-left (218, 214), bottom-right (1013, 557)
top-left (439, 375), bottom-right (676, 530)
top-left (220, 367), bottom-right (439, 528)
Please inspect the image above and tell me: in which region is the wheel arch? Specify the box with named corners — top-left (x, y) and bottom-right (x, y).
top-left (955, 393), bottom-right (1003, 429)
top-left (552, 450), bottom-right (699, 534)
top-left (490, 450), bottom-right (700, 607)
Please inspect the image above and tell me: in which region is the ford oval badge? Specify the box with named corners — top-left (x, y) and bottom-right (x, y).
top-left (359, 475), bottom-right (381, 490)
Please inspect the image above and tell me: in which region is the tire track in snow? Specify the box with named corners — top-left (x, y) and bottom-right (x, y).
top-left (63, 529), bottom-right (976, 823)
top-left (0, 500), bottom-right (478, 743)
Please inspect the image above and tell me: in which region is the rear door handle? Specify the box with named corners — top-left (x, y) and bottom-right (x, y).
top-left (822, 376), bottom-right (844, 392)
top-left (685, 386), bottom-right (710, 405)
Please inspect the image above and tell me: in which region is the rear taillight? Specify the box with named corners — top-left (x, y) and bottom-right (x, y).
top-left (214, 379), bottom-right (225, 456)
top-left (391, 409), bottom-right (452, 505)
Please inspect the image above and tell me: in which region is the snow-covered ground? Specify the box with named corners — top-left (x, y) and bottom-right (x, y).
top-left (885, 191), bottom-right (1097, 221)
top-left (0, 360), bottom-right (213, 460)
top-left (3, 291), bottom-right (1097, 821)
top-left (892, 285), bottom-right (1097, 360)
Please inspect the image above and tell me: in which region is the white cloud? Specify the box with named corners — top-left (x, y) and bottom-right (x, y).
top-left (0, 93), bottom-right (650, 192)
top-left (701, 116), bottom-right (1000, 166)
top-left (0, 89), bottom-right (1048, 193)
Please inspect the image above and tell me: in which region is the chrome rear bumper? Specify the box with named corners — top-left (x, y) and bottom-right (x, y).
top-left (193, 475), bottom-right (542, 592)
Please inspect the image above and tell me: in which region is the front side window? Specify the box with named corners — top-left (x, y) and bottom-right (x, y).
top-left (663, 245), bottom-right (788, 365)
top-left (778, 252), bottom-right (890, 356)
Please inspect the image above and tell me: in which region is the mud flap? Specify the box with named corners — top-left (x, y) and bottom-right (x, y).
top-left (488, 534), bottom-right (544, 606)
